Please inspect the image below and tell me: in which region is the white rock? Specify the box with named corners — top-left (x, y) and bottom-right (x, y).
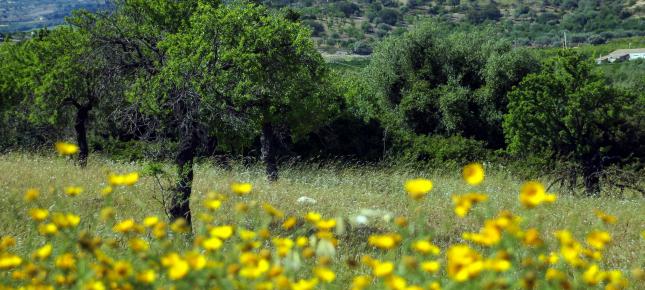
top-left (297, 196), bottom-right (317, 205)
top-left (354, 215), bottom-right (369, 225)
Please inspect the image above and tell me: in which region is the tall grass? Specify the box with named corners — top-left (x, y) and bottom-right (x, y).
top-left (0, 153), bottom-right (643, 288)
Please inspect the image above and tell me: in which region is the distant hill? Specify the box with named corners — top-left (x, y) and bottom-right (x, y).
top-left (0, 0), bottom-right (108, 32)
top-left (2, 0), bottom-right (644, 53)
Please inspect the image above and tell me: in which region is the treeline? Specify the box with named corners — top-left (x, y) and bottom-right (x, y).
top-left (0, 1), bottom-right (643, 225)
top-left (276, 0), bottom-right (645, 53)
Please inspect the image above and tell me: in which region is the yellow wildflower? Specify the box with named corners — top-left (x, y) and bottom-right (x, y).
top-left (204, 199), bottom-right (222, 210)
top-left (371, 260), bottom-right (394, 277)
top-left (52, 213), bottom-right (80, 228)
top-left (239, 252), bottom-right (270, 279)
top-left (129, 238), bottom-right (149, 252)
top-left (452, 193), bottom-right (487, 217)
top-left (38, 223), bottom-right (59, 236)
top-left (428, 282), bottom-right (442, 290)
top-left (462, 163), bottom-right (484, 185)
top-left (446, 244), bottom-right (484, 282)
top-left (484, 252), bottom-right (511, 272)
top-left (351, 275), bottom-right (371, 290)
top-left (583, 264), bottom-right (602, 285)
top-left (262, 203), bottom-right (285, 218)
top-left (108, 172), bottom-right (139, 186)
top-left (282, 216), bottom-right (297, 230)
top-left (29, 208), bottom-right (49, 222)
top-left (113, 219), bottom-right (136, 233)
top-left (210, 225), bottom-right (234, 240)
top-left (0, 254), bottom-right (22, 270)
top-left (519, 181), bottom-right (556, 208)
top-left (0, 236), bottom-right (15, 250)
top-left (546, 268), bottom-right (565, 281)
top-left (291, 278), bottom-right (318, 290)
top-left (84, 280), bottom-right (106, 290)
top-left (64, 186), bottom-right (83, 197)
top-left (34, 243), bottom-right (53, 260)
top-left (143, 216), bottom-right (159, 227)
top-left (586, 230), bottom-right (611, 250)
top-left (385, 275), bottom-right (407, 290)
top-left (273, 237), bottom-right (295, 257)
top-left (202, 237), bottom-right (223, 251)
top-left (168, 259), bottom-right (190, 280)
top-left (368, 233), bottom-right (402, 250)
top-left (110, 260), bottom-right (133, 280)
top-left (296, 236), bottom-right (308, 247)
top-left (462, 222), bottom-right (503, 247)
top-left (185, 251), bottom-right (207, 270)
top-left (24, 188), bottom-right (39, 202)
top-left (55, 142), bottom-right (79, 155)
top-left (170, 218), bottom-right (190, 233)
top-left (238, 228), bottom-right (257, 241)
top-left (316, 219), bottom-right (336, 231)
top-left (100, 186), bottom-right (113, 197)
top-left (594, 209), bottom-right (617, 225)
top-left (314, 266), bottom-right (336, 283)
top-left (231, 182), bottom-right (253, 195)
top-left (305, 211), bottom-right (322, 223)
top-left (136, 269), bottom-right (157, 284)
top-left (55, 253), bottom-right (76, 270)
top-left (412, 240), bottom-right (440, 255)
top-left (404, 178), bottom-right (433, 200)
top-left (522, 228), bottom-right (543, 247)
top-left (420, 261), bottom-right (441, 273)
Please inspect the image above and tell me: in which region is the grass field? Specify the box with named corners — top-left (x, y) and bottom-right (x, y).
top-left (0, 152), bottom-right (643, 289)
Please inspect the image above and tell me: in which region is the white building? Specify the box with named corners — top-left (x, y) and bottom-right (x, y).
top-left (596, 48), bottom-right (645, 64)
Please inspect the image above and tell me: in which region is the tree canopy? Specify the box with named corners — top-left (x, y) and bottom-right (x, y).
top-left (504, 50), bottom-right (643, 196)
top-left (358, 22), bottom-right (539, 153)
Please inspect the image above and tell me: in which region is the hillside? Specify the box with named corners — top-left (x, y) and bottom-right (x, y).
top-left (0, 0), bottom-right (108, 32)
top-left (1, 0), bottom-right (645, 52)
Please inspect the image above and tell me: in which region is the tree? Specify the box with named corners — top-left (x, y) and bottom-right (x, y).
top-left (71, 0), bottom-right (221, 227)
top-left (504, 50), bottom-right (642, 197)
top-left (132, 1), bottom-right (337, 225)
top-left (16, 28), bottom-right (112, 166)
top-left (358, 21), bottom-right (539, 151)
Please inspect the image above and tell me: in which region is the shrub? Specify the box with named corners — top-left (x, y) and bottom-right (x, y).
top-left (303, 20), bottom-right (325, 37)
top-left (351, 40), bottom-right (373, 55)
top-left (378, 8), bottom-right (400, 25)
top-left (400, 135), bottom-right (489, 165)
top-left (504, 50), bottom-right (643, 197)
top-left (587, 34), bottom-right (607, 45)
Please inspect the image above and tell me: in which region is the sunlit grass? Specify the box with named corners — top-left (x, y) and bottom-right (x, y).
top-left (0, 152), bottom-right (643, 289)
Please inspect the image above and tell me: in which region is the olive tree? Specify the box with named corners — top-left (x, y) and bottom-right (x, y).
top-left (504, 50), bottom-right (642, 197)
top-left (137, 1), bottom-right (337, 225)
top-left (13, 28), bottom-right (114, 166)
top-left (359, 21), bottom-right (539, 150)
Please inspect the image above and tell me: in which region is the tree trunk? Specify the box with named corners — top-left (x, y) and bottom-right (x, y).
top-left (74, 105), bottom-right (91, 167)
top-left (582, 158), bottom-right (601, 197)
top-left (169, 130), bottom-right (197, 229)
top-left (261, 122), bottom-right (279, 181)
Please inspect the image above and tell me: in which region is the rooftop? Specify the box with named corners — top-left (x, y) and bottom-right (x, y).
top-left (607, 48), bottom-right (645, 56)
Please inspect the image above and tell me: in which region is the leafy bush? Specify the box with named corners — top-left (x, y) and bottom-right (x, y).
top-left (378, 8), bottom-right (400, 25)
top-left (351, 40), bottom-right (373, 55)
top-left (358, 21), bottom-right (539, 149)
top-left (504, 50), bottom-right (643, 196)
top-left (400, 135), bottom-right (489, 165)
top-left (303, 20), bottom-right (325, 37)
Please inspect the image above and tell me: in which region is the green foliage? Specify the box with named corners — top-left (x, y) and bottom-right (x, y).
top-left (358, 21), bottom-right (539, 149)
top-left (399, 135), bottom-right (489, 165)
top-left (151, 1), bottom-right (338, 148)
top-left (503, 50), bottom-right (643, 195)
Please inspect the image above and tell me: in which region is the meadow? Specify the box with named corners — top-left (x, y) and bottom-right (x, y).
top-left (1, 152), bottom-right (643, 289)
